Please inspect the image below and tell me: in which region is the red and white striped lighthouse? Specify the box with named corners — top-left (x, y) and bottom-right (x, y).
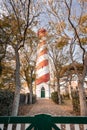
top-left (36, 28), bottom-right (50, 98)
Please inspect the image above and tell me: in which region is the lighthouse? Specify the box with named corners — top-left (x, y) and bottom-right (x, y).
top-left (36, 28), bottom-right (50, 98)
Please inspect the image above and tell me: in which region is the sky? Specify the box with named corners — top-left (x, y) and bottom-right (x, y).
top-left (36, 0), bottom-right (82, 27)
top-left (0, 0), bottom-right (85, 27)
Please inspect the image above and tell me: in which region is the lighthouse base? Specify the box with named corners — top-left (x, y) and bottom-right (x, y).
top-left (36, 82), bottom-right (50, 98)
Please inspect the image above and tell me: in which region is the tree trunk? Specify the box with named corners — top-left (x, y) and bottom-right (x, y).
top-left (0, 61), bottom-right (2, 75)
top-left (11, 48), bottom-right (21, 116)
top-left (29, 70), bottom-right (33, 104)
top-left (25, 93), bottom-right (28, 104)
top-left (78, 78), bottom-right (87, 116)
top-left (30, 90), bottom-right (33, 104)
top-left (68, 84), bottom-right (72, 100)
top-left (68, 86), bottom-right (72, 100)
top-left (57, 78), bottom-right (62, 104)
top-left (57, 87), bottom-right (62, 104)
top-left (79, 54), bottom-right (87, 116)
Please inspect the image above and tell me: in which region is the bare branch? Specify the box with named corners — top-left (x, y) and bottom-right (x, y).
top-left (9, 0), bottom-right (21, 35)
top-left (18, 13), bottom-right (39, 50)
top-left (64, 0), bottom-right (85, 64)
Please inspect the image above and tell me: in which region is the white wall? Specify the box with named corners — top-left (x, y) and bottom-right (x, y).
top-left (36, 82), bottom-right (50, 98)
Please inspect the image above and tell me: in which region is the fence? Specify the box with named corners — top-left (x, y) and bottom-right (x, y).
top-left (0, 114), bottom-right (87, 130)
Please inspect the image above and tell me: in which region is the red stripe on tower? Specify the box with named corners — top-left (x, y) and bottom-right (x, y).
top-left (36, 28), bottom-right (50, 85)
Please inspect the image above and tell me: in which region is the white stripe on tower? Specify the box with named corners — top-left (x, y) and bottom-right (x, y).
top-left (36, 54), bottom-right (48, 65)
top-left (36, 66), bottom-right (49, 78)
top-left (36, 28), bottom-right (50, 85)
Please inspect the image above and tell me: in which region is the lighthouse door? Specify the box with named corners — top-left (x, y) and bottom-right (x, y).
top-left (41, 87), bottom-right (45, 98)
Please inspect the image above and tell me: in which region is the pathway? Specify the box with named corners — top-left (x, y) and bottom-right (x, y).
top-left (26, 98), bottom-right (73, 116)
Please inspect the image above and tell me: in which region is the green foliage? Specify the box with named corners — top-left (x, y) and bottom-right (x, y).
top-left (0, 89), bottom-right (14, 116)
top-left (0, 14), bottom-right (25, 47)
top-left (56, 36), bottom-right (69, 49)
top-left (71, 90), bottom-right (80, 115)
top-left (79, 14), bottom-right (87, 34)
top-left (62, 93), bottom-right (70, 100)
top-left (0, 62), bottom-right (15, 91)
top-left (80, 37), bottom-right (87, 45)
top-left (0, 89), bottom-right (37, 116)
top-left (60, 63), bottom-right (83, 76)
top-left (51, 91), bottom-right (59, 104)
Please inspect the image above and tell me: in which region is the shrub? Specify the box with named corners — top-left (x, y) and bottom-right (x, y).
top-left (51, 91), bottom-right (59, 104)
top-left (0, 89), bottom-right (37, 116)
top-left (71, 90), bottom-right (80, 115)
top-left (63, 93), bottom-right (70, 100)
top-left (0, 89), bottom-right (14, 116)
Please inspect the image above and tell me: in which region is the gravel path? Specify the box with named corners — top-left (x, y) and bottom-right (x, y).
top-left (26, 98), bottom-right (73, 116)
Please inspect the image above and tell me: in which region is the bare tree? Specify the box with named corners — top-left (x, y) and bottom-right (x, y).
top-left (43, 0), bottom-right (87, 116)
top-left (48, 44), bottom-right (68, 104)
top-left (20, 32), bottom-right (37, 104)
top-left (1, 0), bottom-right (40, 116)
top-left (64, 0), bottom-right (87, 116)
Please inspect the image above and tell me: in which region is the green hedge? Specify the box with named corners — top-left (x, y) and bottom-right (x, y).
top-left (71, 90), bottom-right (80, 115)
top-left (51, 91), bottom-right (59, 104)
top-left (0, 89), bottom-right (14, 116)
top-left (0, 89), bottom-right (37, 116)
